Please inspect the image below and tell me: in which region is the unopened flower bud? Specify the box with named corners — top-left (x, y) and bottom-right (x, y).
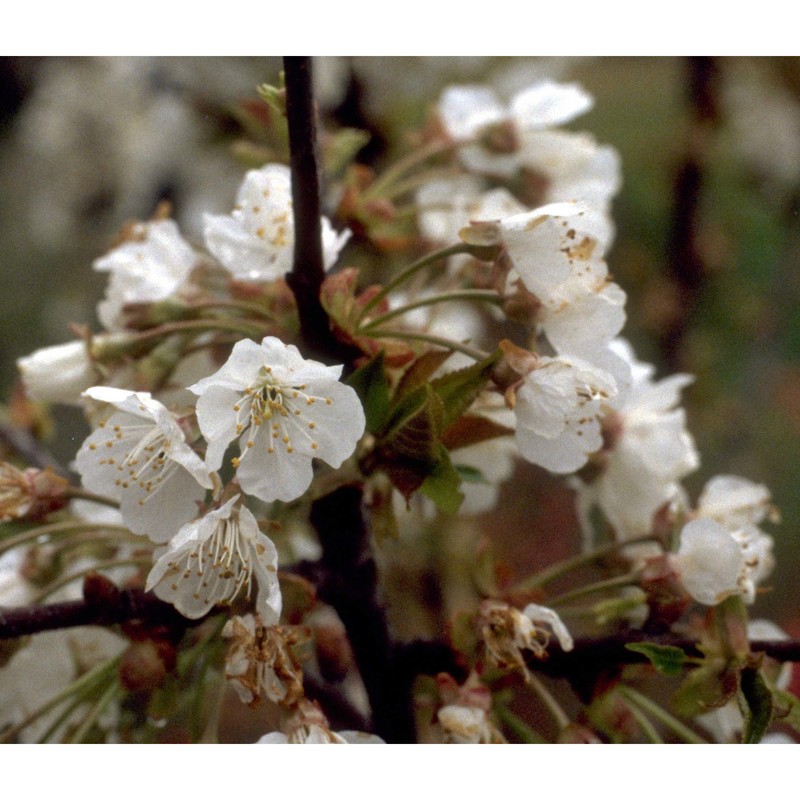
top-left (17, 340), bottom-right (97, 405)
top-left (119, 640), bottom-right (171, 692)
top-left (314, 623), bottom-right (354, 684)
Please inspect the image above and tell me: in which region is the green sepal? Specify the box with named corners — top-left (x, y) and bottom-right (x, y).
top-left (672, 658), bottom-right (739, 718)
top-left (625, 642), bottom-right (688, 677)
top-left (738, 665), bottom-right (773, 744)
top-left (346, 351), bottom-right (390, 434)
top-left (771, 688), bottom-right (800, 734)
top-left (711, 595), bottom-right (750, 662)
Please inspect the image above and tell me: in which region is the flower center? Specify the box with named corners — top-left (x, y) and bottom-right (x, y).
top-left (119, 426), bottom-right (172, 496)
top-left (169, 511), bottom-right (254, 606)
top-left (229, 368), bottom-right (333, 467)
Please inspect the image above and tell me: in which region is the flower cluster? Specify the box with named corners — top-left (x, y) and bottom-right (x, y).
top-left (3, 63), bottom-right (788, 745)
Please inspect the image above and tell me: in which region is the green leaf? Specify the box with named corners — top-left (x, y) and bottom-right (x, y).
top-left (430, 350), bottom-right (500, 431)
top-left (381, 384), bottom-right (443, 461)
top-left (420, 445), bottom-right (464, 514)
top-left (394, 349), bottom-right (455, 402)
top-left (441, 413), bottom-right (514, 451)
top-left (625, 643), bottom-right (688, 677)
top-left (346, 351), bottom-right (390, 434)
top-left (738, 666), bottom-right (773, 744)
top-left (375, 385), bottom-right (444, 500)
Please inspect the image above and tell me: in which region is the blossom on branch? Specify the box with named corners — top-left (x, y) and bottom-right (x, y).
top-left (478, 599), bottom-right (573, 680)
top-left (438, 81), bottom-right (593, 177)
top-left (203, 163), bottom-right (349, 282)
top-left (674, 475), bottom-right (775, 605)
top-left (222, 614), bottom-right (308, 706)
top-left (190, 336), bottom-right (365, 504)
top-left (573, 339), bottom-right (698, 550)
top-left (93, 218), bottom-right (198, 330)
top-left (75, 386), bottom-right (213, 540)
top-left (146, 494), bottom-right (282, 621)
top-left (511, 353), bottom-right (616, 474)
top-left (256, 698), bottom-right (383, 744)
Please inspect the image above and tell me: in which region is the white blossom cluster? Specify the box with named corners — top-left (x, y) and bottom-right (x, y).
top-left (5, 68), bottom-right (786, 744)
top-left (18, 164), bottom-right (364, 627)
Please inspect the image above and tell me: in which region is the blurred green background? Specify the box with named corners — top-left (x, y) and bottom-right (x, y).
top-left (1, 56), bottom-right (798, 629)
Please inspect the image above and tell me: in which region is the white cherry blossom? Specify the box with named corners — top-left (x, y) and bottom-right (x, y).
top-left (438, 81), bottom-right (593, 177)
top-left (697, 474), bottom-right (773, 531)
top-left (518, 129), bottom-right (622, 213)
top-left (256, 698), bottom-right (383, 743)
top-left (674, 518), bottom-right (746, 606)
top-left (673, 476), bottom-right (776, 605)
top-left (93, 218), bottom-right (198, 330)
top-left (500, 201), bottom-right (612, 299)
top-left (146, 494), bottom-right (282, 621)
top-left (0, 626), bottom-right (126, 742)
top-left (513, 354), bottom-right (616, 474)
top-left (436, 705), bottom-right (503, 744)
top-left (690, 475), bottom-right (775, 604)
top-left (74, 386), bottom-right (213, 541)
top-left (573, 339), bottom-right (699, 550)
top-left (416, 177), bottom-right (525, 246)
top-left (190, 336), bottom-right (366, 504)
top-left (257, 729), bottom-right (383, 744)
top-left (203, 163), bottom-right (349, 282)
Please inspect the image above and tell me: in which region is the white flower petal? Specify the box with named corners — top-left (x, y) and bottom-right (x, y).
top-left (191, 336), bottom-right (365, 504)
top-left (203, 164), bottom-right (348, 281)
top-left (514, 355), bottom-right (615, 474)
top-left (675, 518), bottom-right (745, 606)
top-left (75, 389), bottom-right (211, 541)
top-left (510, 81), bottom-right (594, 129)
top-left (522, 603), bottom-right (574, 651)
top-left (17, 341), bottom-right (96, 405)
top-left (146, 497), bottom-right (281, 621)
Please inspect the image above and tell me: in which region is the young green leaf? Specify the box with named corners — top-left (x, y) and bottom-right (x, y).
top-left (625, 643), bottom-right (688, 677)
top-left (346, 351), bottom-right (390, 434)
top-left (420, 445), bottom-right (464, 514)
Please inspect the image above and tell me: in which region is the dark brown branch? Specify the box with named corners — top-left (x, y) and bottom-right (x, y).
top-left (308, 485), bottom-right (463, 742)
top-left (660, 56), bottom-right (720, 368)
top-left (283, 57), bottom-right (334, 359)
top-left (0, 581), bottom-right (194, 640)
top-left (309, 484), bottom-right (411, 742)
top-left (531, 630), bottom-right (800, 687)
